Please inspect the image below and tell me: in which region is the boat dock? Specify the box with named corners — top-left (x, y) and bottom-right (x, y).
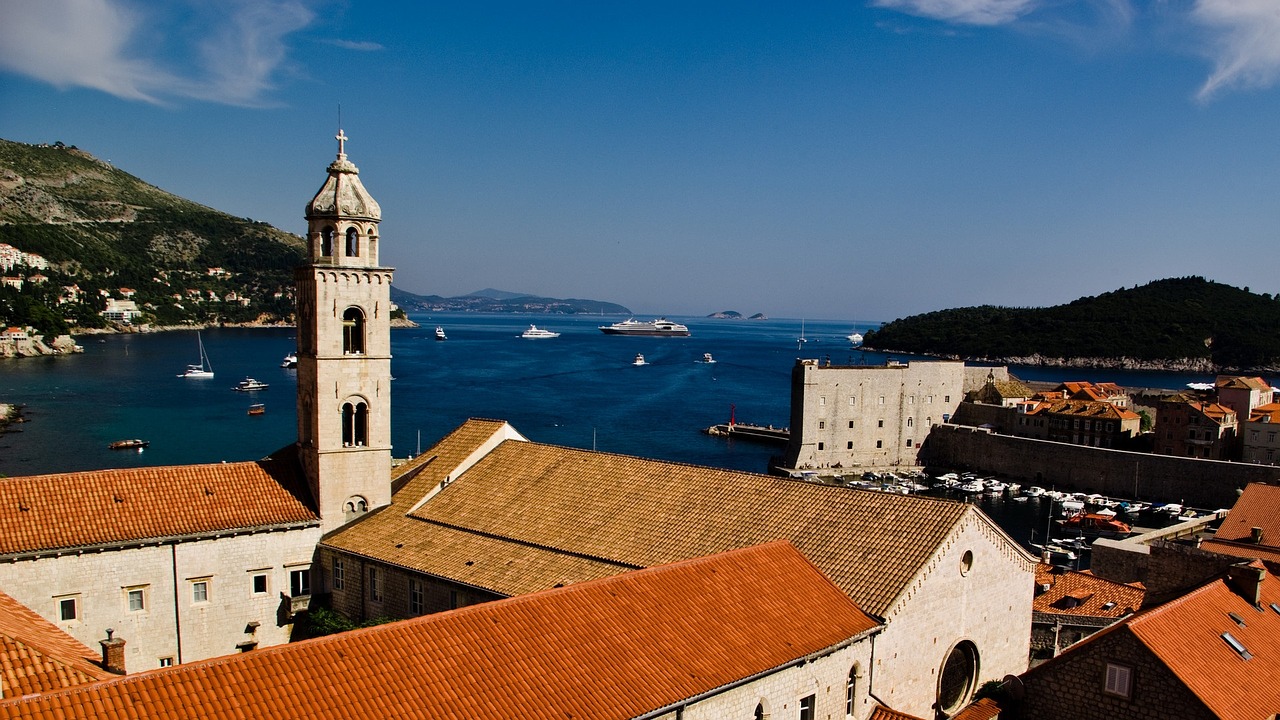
top-left (703, 422), bottom-right (789, 444)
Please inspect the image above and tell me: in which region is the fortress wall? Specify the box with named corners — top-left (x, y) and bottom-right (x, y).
top-left (922, 424), bottom-right (1280, 508)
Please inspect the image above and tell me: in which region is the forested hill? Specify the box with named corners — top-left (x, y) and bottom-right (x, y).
top-left (862, 277), bottom-right (1280, 372)
top-left (0, 138), bottom-right (305, 332)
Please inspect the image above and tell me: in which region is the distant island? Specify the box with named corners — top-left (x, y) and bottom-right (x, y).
top-left (863, 277), bottom-right (1280, 372)
top-left (391, 286), bottom-right (629, 315)
top-left (707, 311), bottom-right (768, 320)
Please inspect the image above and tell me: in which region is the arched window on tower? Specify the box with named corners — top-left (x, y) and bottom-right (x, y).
top-left (846, 664), bottom-right (860, 717)
top-left (320, 227), bottom-right (334, 257)
top-left (345, 227), bottom-right (359, 257)
top-left (341, 401), bottom-right (369, 447)
top-left (342, 307), bottom-right (365, 354)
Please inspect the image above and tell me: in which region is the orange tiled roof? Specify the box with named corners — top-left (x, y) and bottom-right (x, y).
top-left (0, 589), bottom-right (111, 697)
top-left (1033, 564), bottom-right (1144, 618)
top-left (324, 420), bottom-right (1028, 616)
top-left (1124, 564), bottom-right (1280, 719)
top-left (952, 698), bottom-right (1002, 720)
top-left (1247, 402), bottom-right (1280, 424)
top-left (0, 542), bottom-right (881, 719)
top-left (1198, 539), bottom-right (1280, 567)
top-left (1026, 399), bottom-right (1139, 421)
top-left (1216, 376), bottom-right (1272, 392)
top-left (0, 448), bottom-right (317, 556)
top-left (1215, 483), bottom-right (1280, 547)
top-left (869, 705), bottom-right (926, 720)
top-left (1190, 400), bottom-right (1237, 422)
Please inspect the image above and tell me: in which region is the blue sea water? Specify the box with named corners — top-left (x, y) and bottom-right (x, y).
top-left (0, 313), bottom-right (1221, 480)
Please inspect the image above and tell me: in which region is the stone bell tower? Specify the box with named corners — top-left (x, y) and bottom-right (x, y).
top-left (296, 130), bottom-right (393, 534)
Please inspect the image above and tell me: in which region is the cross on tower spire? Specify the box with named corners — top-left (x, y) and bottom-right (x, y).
top-left (336, 128), bottom-right (348, 157)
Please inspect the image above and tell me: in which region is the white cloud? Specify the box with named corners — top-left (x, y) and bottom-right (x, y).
top-left (0, 0), bottom-right (314, 106)
top-left (326, 39), bottom-right (384, 52)
top-left (871, 0), bottom-right (1041, 26)
top-left (1193, 0), bottom-right (1280, 100)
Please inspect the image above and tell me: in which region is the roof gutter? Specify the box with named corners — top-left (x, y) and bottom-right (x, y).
top-left (632, 624), bottom-right (883, 720)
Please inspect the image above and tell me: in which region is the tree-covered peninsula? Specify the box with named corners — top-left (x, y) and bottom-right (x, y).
top-left (863, 277), bottom-right (1280, 372)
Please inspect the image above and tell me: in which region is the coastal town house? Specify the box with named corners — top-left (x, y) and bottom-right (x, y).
top-left (0, 133), bottom-right (393, 667)
top-left (1030, 563), bottom-right (1145, 661)
top-left (1017, 398), bottom-right (1141, 449)
top-left (1155, 397), bottom-right (1238, 460)
top-left (1214, 375), bottom-right (1274, 419)
top-left (1241, 402), bottom-right (1280, 466)
top-left (1012, 561), bottom-right (1280, 720)
top-left (319, 417), bottom-right (1037, 719)
top-left (783, 358), bottom-right (998, 471)
top-left (0, 543), bottom-right (887, 720)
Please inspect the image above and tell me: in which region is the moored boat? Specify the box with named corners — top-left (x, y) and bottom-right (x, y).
top-left (698, 352), bottom-right (716, 364)
top-left (1057, 511), bottom-right (1132, 538)
top-left (632, 353), bottom-right (647, 366)
top-left (435, 326), bottom-right (447, 341)
top-left (599, 318), bottom-right (690, 337)
top-left (233, 377), bottom-right (269, 392)
top-left (248, 403), bottom-right (265, 416)
top-left (520, 325), bottom-right (560, 339)
top-left (280, 353), bottom-right (298, 368)
top-left (178, 332), bottom-right (214, 378)
top-left (108, 439), bottom-right (149, 450)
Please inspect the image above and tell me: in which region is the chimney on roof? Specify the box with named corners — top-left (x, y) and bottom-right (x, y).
top-left (99, 628), bottom-right (126, 675)
top-left (1227, 564), bottom-right (1266, 607)
top-left (1252, 526), bottom-right (1264, 544)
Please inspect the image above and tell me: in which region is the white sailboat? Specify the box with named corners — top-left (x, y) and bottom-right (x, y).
top-left (179, 332), bottom-right (214, 378)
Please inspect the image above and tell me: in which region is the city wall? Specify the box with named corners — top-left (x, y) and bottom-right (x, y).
top-left (922, 424), bottom-right (1280, 509)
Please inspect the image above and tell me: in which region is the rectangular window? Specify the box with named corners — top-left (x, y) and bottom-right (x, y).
top-left (926, 395), bottom-right (933, 403)
top-left (126, 587), bottom-right (146, 612)
top-left (877, 419), bottom-right (884, 428)
top-left (159, 657), bottom-right (174, 668)
top-left (191, 579), bottom-right (209, 604)
top-left (906, 439), bottom-right (913, 447)
top-left (251, 573), bottom-right (268, 595)
top-left (290, 568), bottom-right (311, 598)
top-left (409, 579), bottom-right (424, 615)
top-left (876, 440), bottom-right (883, 448)
top-left (817, 442), bottom-right (824, 451)
top-left (799, 694), bottom-right (816, 720)
top-left (369, 567), bottom-right (382, 602)
top-left (847, 441), bottom-right (853, 449)
top-left (848, 420), bottom-right (854, 428)
top-left (1269, 432), bottom-right (1277, 442)
top-left (1103, 663), bottom-right (1132, 698)
top-left (449, 590), bottom-right (460, 610)
top-left (819, 396), bottom-right (826, 406)
top-left (333, 558), bottom-right (345, 590)
top-left (907, 396), bottom-right (914, 404)
top-left (849, 397), bottom-right (856, 406)
top-left (878, 396), bottom-right (885, 405)
top-left (944, 395), bottom-right (950, 403)
top-left (818, 420), bottom-right (825, 429)
top-left (57, 596), bottom-right (78, 622)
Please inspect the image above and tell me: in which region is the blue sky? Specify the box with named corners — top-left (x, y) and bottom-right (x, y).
top-left (2, 1), bottom-right (1278, 322)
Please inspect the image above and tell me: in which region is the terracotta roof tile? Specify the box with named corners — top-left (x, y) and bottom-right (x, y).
top-left (1032, 564), bottom-right (1144, 618)
top-left (0, 542), bottom-right (881, 719)
top-left (1216, 376), bottom-right (1272, 392)
top-left (324, 420), bottom-right (1022, 616)
top-left (952, 698), bottom-right (1002, 720)
top-left (1026, 399), bottom-right (1139, 421)
top-left (1124, 564), bottom-right (1280, 719)
top-left (1215, 483), bottom-right (1280, 546)
top-left (1247, 402), bottom-right (1280, 423)
top-left (0, 589), bottom-right (111, 697)
top-left (0, 448), bottom-right (317, 556)
top-left (869, 705), bottom-right (926, 720)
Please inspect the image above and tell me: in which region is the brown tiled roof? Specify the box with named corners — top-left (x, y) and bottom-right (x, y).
top-left (1026, 399), bottom-right (1139, 421)
top-left (1124, 564), bottom-right (1280, 719)
top-left (1198, 539), bottom-right (1280, 568)
top-left (0, 448), bottom-right (317, 556)
top-left (0, 589), bottom-right (111, 697)
top-left (1032, 564), bottom-right (1144, 618)
top-left (952, 698), bottom-right (1002, 720)
top-left (1215, 483), bottom-right (1280, 546)
top-left (869, 705), bottom-right (926, 720)
top-left (0, 542), bottom-right (881, 719)
top-left (1247, 402), bottom-right (1280, 423)
top-left (1190, 401), bottom-right (1236, 422)
top-left (1215, 376), bottom-right (1272, 392)
top-left (325, 420), bottom-right (1024, 616)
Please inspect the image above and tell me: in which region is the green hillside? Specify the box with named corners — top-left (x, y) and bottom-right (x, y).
top-left (863, 277), bottom-right (1280, 371)
top-left (0, 139), bottom-right (305, 334)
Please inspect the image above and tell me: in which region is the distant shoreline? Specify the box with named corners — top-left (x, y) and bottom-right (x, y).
top-left (864, 346), bottom-right (1276, 375)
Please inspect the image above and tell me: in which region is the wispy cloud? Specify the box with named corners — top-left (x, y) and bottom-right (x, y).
top-left (325, 39), bottom-right (384, 52)
top-left (870, 0), bottom-right (1041, 26)
top-left (1192, 0), bottom-right (1280, 101)
top-left (0, 0), bottom-right (314, 106)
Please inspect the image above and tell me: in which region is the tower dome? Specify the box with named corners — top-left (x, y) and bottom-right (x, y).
top-left (305, 129), bottom-right (381, 222)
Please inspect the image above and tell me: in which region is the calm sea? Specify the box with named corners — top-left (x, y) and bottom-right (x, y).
top-left (0, 313), bottom-right (1223, 478)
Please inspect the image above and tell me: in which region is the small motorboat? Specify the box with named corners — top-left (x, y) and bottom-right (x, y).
top-left (248, 403), bottom-right (265, 416)
top-left (633, 353), bottom-right (647, 366)
top-left (698, 353), bottom-right (716, 364)
top-left (847, 332), bottom-right (864, 346)
top-left (520, 325), bottom-right (560, 339)
top-left (233, 377), bottom-right (269, 392)
top-left (435, 326), bottom-right (447, 341)
top-left (280, 353), bottom-right (298, 368)
top-left (108, 439), bottom-right (149, 450)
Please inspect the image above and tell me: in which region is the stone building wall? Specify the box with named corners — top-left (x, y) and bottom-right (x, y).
top-left (922, 424), bottom-right (1280, 508)
top-left (0, 526), bottom-right (319, 671)
top-left (872, 509), bottom-right (1035, 717)
top-left (318, 547), bottom-right (502, 623)
top-left (1015, 627), bottom-right (1215, 720)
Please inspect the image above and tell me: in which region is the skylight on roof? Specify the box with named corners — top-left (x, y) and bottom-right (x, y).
top-left (1221, 632), bottom-right (1253, 660)
top-left (1228, 611), bottom-right (1247, 628)
top-left (1101, 601), bottom-right (1117, 611)
top-left (1271, 603), bottom-right (1280, 616)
